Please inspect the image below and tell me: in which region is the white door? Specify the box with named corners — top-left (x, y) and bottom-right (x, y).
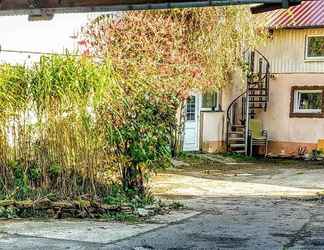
top-left (183, 94), bottom-right (200, 151)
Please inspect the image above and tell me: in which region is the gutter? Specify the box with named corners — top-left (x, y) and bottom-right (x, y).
top-left (268, 25), bottom-right (324, 30)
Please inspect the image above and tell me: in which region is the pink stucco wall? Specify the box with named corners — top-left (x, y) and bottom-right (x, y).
top-left (259, 73), bottom-right (324, 154)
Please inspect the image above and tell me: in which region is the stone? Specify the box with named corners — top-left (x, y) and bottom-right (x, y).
top-left (102, 204), bottom-right (120, 211)
top-left (33, 198), bottom-right (52, 209)
top-left (46, 209), bottom-right (55, 217)
top-left (136, 208), bottom-right (150, 217)
top-left (52, 201), bottom-right (74, 209)
top-left (120, 206), bottom-right (132, 212)
top-left (64, 208), bottom-right (79, 216)
top-left (77, 210), bottom-right (88, 218)
top-left (171, 159), bottom-right (190, 167)
top-left (144, 205), bottom-right (157, 210)
top-left (54, 210), bottom-right (62, 219)
top-left (86, 207), bottom-right (96, 214)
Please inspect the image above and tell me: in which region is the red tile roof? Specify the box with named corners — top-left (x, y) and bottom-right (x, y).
top-left (266, 0), bottom-right (324, 29)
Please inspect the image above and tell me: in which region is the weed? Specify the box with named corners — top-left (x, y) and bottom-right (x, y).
top-left (104, 184), bottom-right (155, 209)
top-left (221, 152), bottom-right (256, 162)
top-left (0, 206), bottom-right (18, 219)
top-left (168, 201), bottom-right (184, 210)
top-left (27, 162), bottom-right (42, 181)
top-left (177, 153), bottom-right (211, 166)
top-left (102, 211), bottom-right (139, 223)
top-left (48, 164), bottom-right (62, 177)
top-left (104, 184), bottom-right (129, 205)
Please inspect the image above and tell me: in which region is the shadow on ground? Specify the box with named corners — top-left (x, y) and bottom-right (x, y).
top-left (1, 159), bottom-right (324, 249)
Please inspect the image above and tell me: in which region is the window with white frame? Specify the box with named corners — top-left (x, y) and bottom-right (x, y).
top-left (306, 35), bottom-right (324, 60)
top-left (201, 91), bottom-right (219, 111)
top-left (290, 86), bottom-right (324, 118)
top-left (294, 90), bottom-right (322, 113)
top-left (186, 96), bottom-right (196, 121)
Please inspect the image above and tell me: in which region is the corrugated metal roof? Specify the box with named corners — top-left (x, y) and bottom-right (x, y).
top-left (266, 0), bottom-right (324, 29)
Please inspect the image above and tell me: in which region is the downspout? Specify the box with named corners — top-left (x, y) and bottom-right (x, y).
top-left (245, 90), bottom-right (249, 156)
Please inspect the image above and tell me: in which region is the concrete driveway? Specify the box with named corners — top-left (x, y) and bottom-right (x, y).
top-left (1, 160), bottom-right (324, 249)
top-left (152, 163), bottom-right (324, 197)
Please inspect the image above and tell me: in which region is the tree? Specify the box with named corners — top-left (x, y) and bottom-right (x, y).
top-left (79, 7), bottom-right (265, 92)
top-left (78, 7), bottom-right (266, 190)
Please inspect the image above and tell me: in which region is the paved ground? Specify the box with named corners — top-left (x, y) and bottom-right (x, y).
top-left (1, 160), bottom-right (324, 249)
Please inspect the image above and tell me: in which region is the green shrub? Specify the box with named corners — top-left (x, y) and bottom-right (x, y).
top-left (27, 162), bottom-right (42, 181)
top-left (48, 164), bottom-right (62, 177)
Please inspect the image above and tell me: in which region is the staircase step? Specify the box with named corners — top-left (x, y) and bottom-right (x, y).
top-left (250, 104), bottom-right (263, 106)
top-left (249, 94), bottom-right (268, 97)
top-left (249, 94), bottom-right (267, 97)
top-left (231, 150), bottom-right (245, 154)
top-left (229, 137), bottom-right (244, 141)
top-left (248, 82), bottom-right (263, 88)
top-left (248, 88), bottom-right (267, 91)
top-left (228, 131), bottom-right (244, 135)
top-left (230, 144), bottom-right (245, 148)
top-left (249, 100), bottom-right (267, 103)
top-left (232, 125), bottom-right (244, 128)
top-left (250, 106), bottom-right (264, 109)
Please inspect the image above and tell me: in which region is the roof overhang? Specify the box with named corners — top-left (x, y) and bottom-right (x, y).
top-left (0, 0), bottom-right (302, 18)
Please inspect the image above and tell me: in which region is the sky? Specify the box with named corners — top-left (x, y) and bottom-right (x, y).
top-left (0, 13), bottom-right (102, 65)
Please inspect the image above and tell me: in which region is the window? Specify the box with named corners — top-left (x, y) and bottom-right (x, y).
top-left (186, 96), bottom-right (196, 121)
top-left (202, 92), bottom-right (219, 111)
top-left (306, 36), bottom-right (324, 60)
top-left (290, 86), bottom-right (324, 118)
top-left (294, 90), bottom-right (321, 113)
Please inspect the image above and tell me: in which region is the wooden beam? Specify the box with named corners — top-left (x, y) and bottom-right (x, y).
top-left (0, 0), bottom-right (302, 16)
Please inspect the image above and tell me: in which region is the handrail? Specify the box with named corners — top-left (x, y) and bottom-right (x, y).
top-left (226, 90), bottom-right (247, 151)
top-left (226, 91), bottom-right (247, 122)
top-left (255, 49), bottom-right (270, 65)
top-left (248, 49), bottom-right (270, 83)
top-left (226, 49), bottom-right (270, 154)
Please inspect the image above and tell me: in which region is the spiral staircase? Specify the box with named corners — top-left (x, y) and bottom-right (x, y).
top-left (226, 50), bottom-right (270, 155)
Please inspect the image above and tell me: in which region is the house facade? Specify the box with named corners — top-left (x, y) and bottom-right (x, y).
top-left (183, 0), bottom-right (324, 155)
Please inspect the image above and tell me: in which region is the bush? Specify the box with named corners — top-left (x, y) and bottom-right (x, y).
top-left (102, 89), bottom-right (175, 192)
top-left (0, 55), bottom-right (176, 201)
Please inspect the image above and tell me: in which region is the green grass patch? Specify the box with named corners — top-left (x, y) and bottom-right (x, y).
top-left (101, 211), bottom-right (140, 223)
top-left (168, 201), bottom-right (184, 210)
top-left (176, 152), bottom-right (213, 166)
top-left (221, 152), bottom-right (256, 162)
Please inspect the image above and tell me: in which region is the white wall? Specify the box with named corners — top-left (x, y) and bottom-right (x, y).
top-left (201, 112), bottom-right (224, 142)
top-left (260, 28), bottom-right (324, 74)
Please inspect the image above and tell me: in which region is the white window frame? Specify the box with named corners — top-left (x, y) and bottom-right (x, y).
top-left (200, 91), bottom-right (220, 112)
top-left (305, 35), bottom-right (324, 61)
top-left (293, 89), bottom-right (322, 113)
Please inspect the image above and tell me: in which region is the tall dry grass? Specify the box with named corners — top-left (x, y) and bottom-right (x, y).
top-left (0, 56), bottom-right (120, 200)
